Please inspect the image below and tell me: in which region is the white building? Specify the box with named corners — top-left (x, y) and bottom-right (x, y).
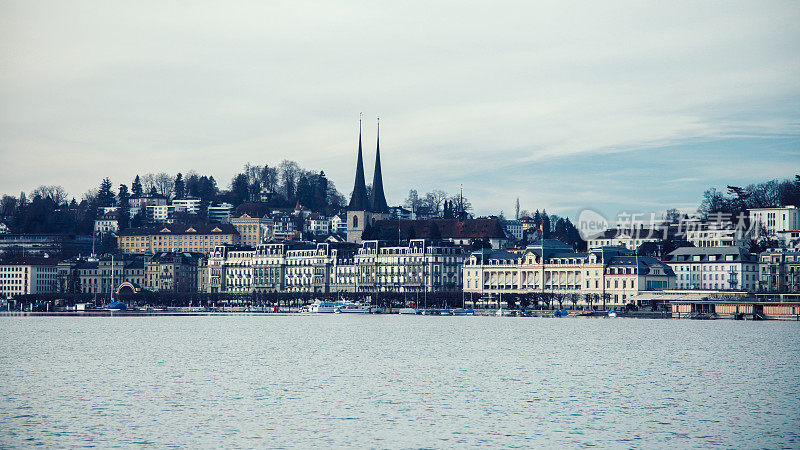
top-left (0, 258), bottom-right (59, 297)
top-left (146, 204), bottom-right (184, 223)
top-left (587, 227), bottom-right (666, 250)
top-left (94, 212), bottom-right (119, 235)
top-left (502, 220), bottom-right (523, 241)
top-left (663, 246), bottom-right (759, 291)
top-left (683, 220), bottom-right (746, 248)
top-left (204, 239), bottom-right (461, 294)
top-left (207, 203), bottom-right (234, 223)
top-left (355, 240), bottom-right (464, 293)
top-left (330, 214), bottom-right (347, 235)
top-left (750, 206), bottom-right (800, 237)
top-left (172, 198), bottom-right (202, 215)
top-left (776, 230), bottom-right (800, 249)
top-left (306, 214), bottom-right (331, 236)
top-left (463, 239), bottom-right (675, 307)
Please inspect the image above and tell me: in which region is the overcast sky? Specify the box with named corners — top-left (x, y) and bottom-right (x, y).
top-left (1, 1), bottom-right (798, 220)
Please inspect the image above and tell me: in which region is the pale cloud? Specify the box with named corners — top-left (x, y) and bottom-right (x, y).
top-left (0, 0), bottom-right (798, 218)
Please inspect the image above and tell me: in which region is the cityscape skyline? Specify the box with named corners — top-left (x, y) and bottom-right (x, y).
top-left (1, 1), bottom-right (799, 220)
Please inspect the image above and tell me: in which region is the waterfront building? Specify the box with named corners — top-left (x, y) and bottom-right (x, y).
top-left (346, 120), bottom-right (390, 243)
top-left (355, 239), bottom-right (464, 293)
top-left (117, 223), bottom-right (238, 255)
top-left (758, 248), bottom-right (800, 293)
top-left (462, 239), bottom-right (675, 307)
top-left (204, 239), bottom-right (458, 294)
top-left (662, 246), bottom-right (758, 291)
top-left (171, 198), bottom-right (202, 215)
top-left (0, 257), bottom-right (59, 297)
top-left (144, 252), bottom-right (205, 293)
top-left (94, 211), bottom-right (119, 235)
top-left (750, 205), bottom-right (800, 237)
top-left (207, 203), bottom-right (234, 223)
top-left (66, 256), bottom-right (146, 295)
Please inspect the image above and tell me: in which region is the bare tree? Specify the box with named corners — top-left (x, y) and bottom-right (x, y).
top-left (261, 165), bottom-right (279, 192)
top-left (404, 189), bottom-right (422, 213)
top-left (279, 160), bottom-right (300, 199)
top-left (153, 172), bottom-right (175, 198)
top-left (424, 190), bottom-right (448, 216)
top-left (31, 185), bottom-right (68, 204)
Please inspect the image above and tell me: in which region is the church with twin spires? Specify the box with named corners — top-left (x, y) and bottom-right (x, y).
top-left (346, 119), bottom-right (390, 243)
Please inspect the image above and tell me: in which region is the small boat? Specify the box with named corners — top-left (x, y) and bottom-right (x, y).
top-left (334, 302), bottom-right (371, 314)
top-left (440, 309), bottom-right (453, 316)
top-left (309, 300), bottom-right (341, 313)
top-left (607, 309), bottom-right (617, 318)
top-left (553, 309), bottom-right (569, 317)
top-left (398, 308), bottom-right (420, 315)
top-left (452, 308), bottom-right (467, 316)
top-left (104, 301), bottom-right (127, 311)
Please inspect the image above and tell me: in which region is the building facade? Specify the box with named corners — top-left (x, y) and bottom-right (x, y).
top-left (204, 239), bottom-right (461, 294)
top-left (462, 240), bottom-right (675, 307)
top-left (663, 246), bottom-right (759, 291)
top-left (230, 213), bottom-right (273, 247)
top-left (0, 258), bottom-right (59, 297)
top-left (750, 206), bottom-right (800, 237)
top-left (117, 224), bottom-right (238, 255)
top-left (758, 248), bottom-right (800, 293)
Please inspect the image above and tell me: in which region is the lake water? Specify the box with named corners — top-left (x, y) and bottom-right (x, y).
top-left (1, 315), bottom-right (798, 448)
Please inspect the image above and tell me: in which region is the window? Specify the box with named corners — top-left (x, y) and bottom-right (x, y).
top-left (352, 215), bottom-right (358, 228)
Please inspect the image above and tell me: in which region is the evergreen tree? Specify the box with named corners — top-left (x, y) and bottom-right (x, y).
top-left (132, 175), bottom-right (143, 197)
top-left (117, 184), bottom-right (130, 230)
top-left (174, 173), bottom-right (185, 199)
top-left (230, 173), bottom-right (249, 206)
top-left (97, 178), bottom-right (116, 207)
top-left (541, 209), bottom-right (551, 238)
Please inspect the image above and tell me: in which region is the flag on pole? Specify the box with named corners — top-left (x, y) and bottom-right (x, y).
top-left (540, 221), bottom-right (544, 235)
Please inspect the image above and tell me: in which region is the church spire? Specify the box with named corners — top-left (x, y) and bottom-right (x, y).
top-left (348, 115), bottom-right (370, 211)
top-left (370, 116), bottom-right (389, 213)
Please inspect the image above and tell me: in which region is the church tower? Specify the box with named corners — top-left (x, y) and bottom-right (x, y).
top-left (346, 117), bottom-right (390, 243)
top-left (346, 118), bottom-right (371, 243)
top-left (370, 118), bottom-right (390, 216)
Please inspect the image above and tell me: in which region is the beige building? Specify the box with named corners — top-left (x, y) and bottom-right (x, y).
top-left (230, 213), bottom-right (273, 247)
top-left (463, 239), bottom-right (675, 307)
top-left (117, 223), bottom-right (238, 255)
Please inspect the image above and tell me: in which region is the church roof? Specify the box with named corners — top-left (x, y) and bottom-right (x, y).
top-left (348, 122), bottom-right (370, 211)
top-left (370, 120), bottom-right (389, 213)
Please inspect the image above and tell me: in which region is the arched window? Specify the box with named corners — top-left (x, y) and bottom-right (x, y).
top-left (353, 215), bottom-right (358, 228)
